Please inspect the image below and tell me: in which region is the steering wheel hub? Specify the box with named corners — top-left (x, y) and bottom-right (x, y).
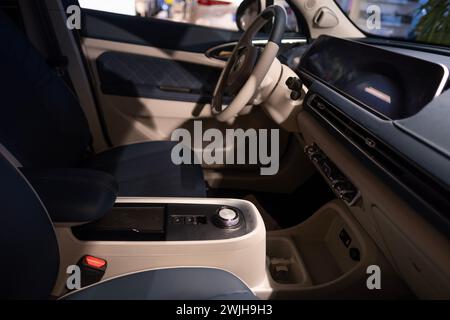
top-left (226, 46), bottom-right (258, 95)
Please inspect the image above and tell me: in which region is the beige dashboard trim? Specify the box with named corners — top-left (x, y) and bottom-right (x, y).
top-left (82, 38), bottom-right (226, 68)
top-left (297, 111), bottom-right (450, 298)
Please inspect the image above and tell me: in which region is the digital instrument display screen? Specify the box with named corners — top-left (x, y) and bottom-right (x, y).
top-left (299, 36), bottom-right (448, 120)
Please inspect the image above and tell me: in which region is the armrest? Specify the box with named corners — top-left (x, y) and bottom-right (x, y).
top-left (21, 168), bottom-right (118, 224)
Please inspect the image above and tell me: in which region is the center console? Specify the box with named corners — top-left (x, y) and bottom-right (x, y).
top-left (53, 197), bottom-right (266, 296)
top-left (72, 202), bottom-right (253, 242)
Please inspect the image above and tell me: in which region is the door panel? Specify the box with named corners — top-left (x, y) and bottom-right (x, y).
top-left (96, 51), bottom-right (233, 104)
top-left (82, 38), bottom-right (221, 145)
top-left (79, 8), bottom-right (294, 187)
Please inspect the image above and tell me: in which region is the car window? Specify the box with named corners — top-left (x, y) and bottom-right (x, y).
top-left (335, 0), bottom-right (450, 47)
top-left (79, 0), bottom-right (299, 32)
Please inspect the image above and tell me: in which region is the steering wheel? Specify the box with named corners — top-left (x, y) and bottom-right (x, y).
top-left (212, 6), bottom-right (286, 123)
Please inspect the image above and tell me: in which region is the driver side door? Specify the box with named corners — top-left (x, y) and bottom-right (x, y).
top-left (76, 1), bottom-right (302, 189)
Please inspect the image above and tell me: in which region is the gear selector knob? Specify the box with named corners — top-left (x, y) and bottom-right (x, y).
top-left (214, 207), bottom-right (241, 229)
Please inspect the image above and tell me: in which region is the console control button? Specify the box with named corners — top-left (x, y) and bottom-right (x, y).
top-left (171, 216), bottom-right (184, 224)
top-left (218, 208), bottom-right (238, 220)
top-left (214, 207), bottom-right (241, 229)
top-left (185, 216), bottom-right (195, 224)
top-left (286, 77), bottom-right (303, 101)
top-left (304, 143), bottom-right (360, 206)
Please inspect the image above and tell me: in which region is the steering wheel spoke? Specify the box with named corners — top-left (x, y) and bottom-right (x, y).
top-left (211, 6), bottom-right (286, 123)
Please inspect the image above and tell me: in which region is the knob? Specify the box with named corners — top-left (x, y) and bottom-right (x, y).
top-left (285, 77), bottom-right (303, 101)
top-left (214, 207), bottom-right (241, 229)
top-left (290, 91), bottom-right (302, 101)
top-left (339, 190), bottom-right (358, 203)
top-left (286, 77), bottom-right (302, 92)
top-left (310, 152), bottom-right (326, 165)
top-left (285, 76), bottom-right (296, 88)
top-left (304, 144), bottom-right (318, 156)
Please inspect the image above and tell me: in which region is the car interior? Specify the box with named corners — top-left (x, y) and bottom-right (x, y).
top-left (1, 0), bottom-right (450, 300)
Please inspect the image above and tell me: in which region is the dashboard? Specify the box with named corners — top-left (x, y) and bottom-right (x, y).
top-left (299, 36), bottom-right (448, 120)
top-left (285, 36), bottom-right (450, 236)
top-left (281, 36), bottom-right (450, 297)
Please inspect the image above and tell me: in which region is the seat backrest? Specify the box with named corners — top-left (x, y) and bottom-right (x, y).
top-left (0, 9), bottom-right (92, 168)
top-left (0, 153), bottom-right (60, 299)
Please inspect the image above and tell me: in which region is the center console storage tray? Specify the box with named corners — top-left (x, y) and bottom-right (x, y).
top-left (72, 204), bottom-right (166, 241)
top-left (72, 203), bottom-right (248, 241)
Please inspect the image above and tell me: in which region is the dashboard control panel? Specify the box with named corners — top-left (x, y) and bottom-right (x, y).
top-left (305, 143), bottom-right (361, 206)
top-left (213, 207), bottom-right (241, 229)
top-left (285, 76), bottom-right (303, 101)
top-left (166, 204), bottom-right (247, 241)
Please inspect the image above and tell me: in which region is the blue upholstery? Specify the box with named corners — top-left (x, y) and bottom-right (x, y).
top-left (85, 141), bottom-right (206, 197)
top-left (22, 168), bottom-right (118, 223)
top-left (0, 5), bottom-right (249, 301)
top-left (64, 268), bottom-right (257, 300)
top-left (0, 155), bottom-right (59, 300)
top-left (0, 153), bottom-right (255, 300)
top-left (0, 10), bottom-right (206, 198)
top-left (0, 10), bottom-right (92, 168)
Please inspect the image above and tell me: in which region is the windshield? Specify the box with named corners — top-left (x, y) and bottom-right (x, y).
top-left (335, 0), bottom-right (450, 47)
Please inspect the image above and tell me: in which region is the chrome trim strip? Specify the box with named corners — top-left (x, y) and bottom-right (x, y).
top-left (0, 143), bottom-right (22, 168)
top-left (436, 63), bottom-right (450, 97)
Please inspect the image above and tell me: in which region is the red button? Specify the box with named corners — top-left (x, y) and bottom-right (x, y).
top-left (84, 256), bottom-right (106, 269)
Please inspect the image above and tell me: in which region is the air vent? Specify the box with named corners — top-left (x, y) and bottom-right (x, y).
top-left (306, 93), bottom-right (450, 218)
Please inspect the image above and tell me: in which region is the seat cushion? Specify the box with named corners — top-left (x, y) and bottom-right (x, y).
top-left (85, 141), bottom-right (206, 197)
top-left (0, 154), bottom-right (60, 300)
top-left (63, 268), bottom-right (257, 300)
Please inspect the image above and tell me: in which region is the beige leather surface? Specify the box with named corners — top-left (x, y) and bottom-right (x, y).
top-left (254, 200), bottom-right (408, 299)
top-left (292, 0), bottom-right (364, 39)
top-left (52, 197), bottom-right (267, 297)
top-left (297, 111), bottom-right (450, 299)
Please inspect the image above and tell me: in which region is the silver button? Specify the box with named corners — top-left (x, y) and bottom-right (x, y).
top-left (218, 208), bottom-right (238, 221)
